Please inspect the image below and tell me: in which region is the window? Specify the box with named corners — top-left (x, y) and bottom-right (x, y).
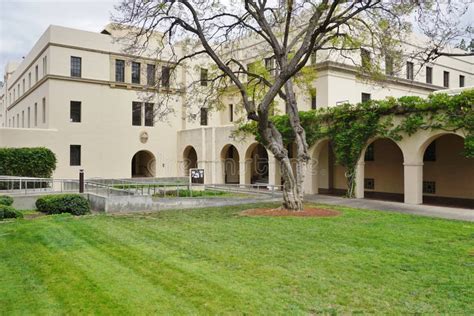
top-left (161, 66), bottom-right (171, 88)
top-left (147, 64), bottom-right (156, 86)
top-left (229, 104), bottom-right (234, 122)
top-left (423, 181), bottom-right (436, 194)
top-left (22, 79), bottom-right (25, 94)
top-left (200, 108), bottom-right (208, 126)
top-left (426, 66), bottom-right (433, 84)
top-left (35, 65), bottom-right (39, 82)
top-left (361, 93), bottom-right (371, 103)
top-left (145, 103), bottom-right (154, 126)
top-left (71, 56), bottom-right (82, 77)
top-left (406, 62), bottom-right (414, 80)
top-left (132, 102), bottom-right (142, 126)
top-left (70, 145), bottom-right (81, 166)
top-left (17, 84), bottom-right (20, 97)
top-left (131, 62), bottom-right (140, 84)
top-left (34, 103), bottom-right (38, 126)
top-left (364, 178), bottom-right (375, 190)
top-left (28, 72), bottom-right (31, 88)
top-left (443, 71), bottom-right (449, 88)
top-left (423, 141), bottom-right (436, 162)
top-left (21, 111), bottom-right (24, 128)
top-left (365, 143), bottom-right (374, 161)
top-left (360, 48), bottom-right (371, 69)
top-left (311, 93), bottom-right (317, 110)
top-left (42, 97), bottom-right (46, 124)
top-left (459, 75), bottom-right (465, 88)
top-left (115, 59), bottom-right (125, 82)
top-left (43, 56), bottom-right (47, 76)
top-left (27, 107), bottom-right (30, 128)
top-left (385, 55), bottom-right (394, 76)
top-left (310, 51), bottom-right (317, 65)
top-left (200, 68), bottom-right (208, 86)
top-left (70, 101), bottom-right (81, 123)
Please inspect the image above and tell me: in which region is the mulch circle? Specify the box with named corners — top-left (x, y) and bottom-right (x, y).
top-left (240, 207), bottom-right (341, 217)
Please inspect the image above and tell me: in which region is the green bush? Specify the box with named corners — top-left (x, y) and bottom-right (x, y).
top-left (0, 147), bottom-right (57, 178)
top-left (0, 205), bottom-right (23, 220)
top-left (0, 195), bottom-right (14, 206)
top-left (36, 194), bottom-right (90, 216)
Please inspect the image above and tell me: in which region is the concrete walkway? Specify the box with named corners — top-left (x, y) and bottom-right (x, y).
top-left (305, 194), bottom-right (474, 222)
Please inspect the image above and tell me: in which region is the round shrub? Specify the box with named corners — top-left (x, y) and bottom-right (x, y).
top-left (0, 205), bottom-right (23, 220)
top-left (0, 195), bottom-right (14, 206)
top-left (36, 194), bottom-right (90, 216)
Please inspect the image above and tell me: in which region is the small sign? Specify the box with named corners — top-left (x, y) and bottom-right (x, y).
top-left (190, 168), bottom-right (205, 184)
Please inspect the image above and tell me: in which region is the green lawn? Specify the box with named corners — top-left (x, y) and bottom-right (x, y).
top-left (1, 204), bottom-right (473, 314)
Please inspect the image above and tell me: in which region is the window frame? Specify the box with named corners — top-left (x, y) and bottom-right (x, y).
top-left (115, 59), bottom-right (125, 82)
top-left (132, 102), bottom-right (142, 126)
top-left (144, 103), bottom-right (154, 127)
top-left (443, 71), bottom-right (449, 88)
top-left (131, 62), bottom-right (141, 84)
top-left (406, 61), bottom-right (414, 80)
top-left (70, 56), bottom-right (82, 78)
top-left (70, 145), bottom-right (81, 166)
top-left (147, 64), bottom-right (156, 86)
top-left (70, 101), bottom-right (82, 123)
top-left (426, 66), bottom-right (433, 84)
top-left (200, 107), bottom-right (208, 126)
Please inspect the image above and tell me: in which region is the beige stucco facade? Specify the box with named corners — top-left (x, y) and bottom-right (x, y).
top-left (1, 24), bottom-right (473, 207)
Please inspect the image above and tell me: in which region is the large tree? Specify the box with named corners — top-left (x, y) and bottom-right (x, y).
top-left (114, 0), bottom-right (472, 211)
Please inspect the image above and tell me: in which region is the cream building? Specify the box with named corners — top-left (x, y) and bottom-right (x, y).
top-left (0, 24), bottom-right (473, 207)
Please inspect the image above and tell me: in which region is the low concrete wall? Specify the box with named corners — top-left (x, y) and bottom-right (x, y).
top-left (11, 193), bottom-right (96, 210)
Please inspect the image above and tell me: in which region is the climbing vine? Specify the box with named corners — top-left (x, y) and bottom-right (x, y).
top-left (237, 89), bottom-right (474, 197)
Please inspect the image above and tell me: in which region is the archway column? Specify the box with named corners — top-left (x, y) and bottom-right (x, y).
top-left (240, 160), bottom-right (249, 186)
top-left (355, 159), bottom-right (365, 199)
top-left (404, 162), bottom-right (423, 204)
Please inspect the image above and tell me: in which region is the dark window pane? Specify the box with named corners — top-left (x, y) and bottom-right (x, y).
top-left (423, 141), bottom-right (436, 162)
top-left (406, 62), bottom-right (414, 80)
top-left (200, 108), bottom-right (208, 126)
top-left (229, 104), bottom-right (233, 122)
top-left (364, 143), bottom-right (374, 161)
top-left (423, 181), bottom-right (436, 194)
top-left (385, 56), bottom-right (394, 76)
top-left (132, 102), bottom-right (142, 126)
top-left (364, 178), bottom-right (375, 190)
top-left (443, 71), bottom-right (449, 88)
top-left (162, 66), bottom-right (170, 88)
top-left (426, 66), bottom-right (432, 84)
top-left (200, 68), bottom-right (208, 86)
top-left (147, 64), bottom-right (156, 86)
top-left (115, 60), bottom-right (125, 82)
top-left (71, 56), bottom-right (82, 77)
top-left (459, 75), bottom-right (465, 87)
top-left (70, 145), bottom-right (81, 166)
top-left (311, 95), bottom-right (317, 110)
top-left (145, 103), bottom-right (154, 127)
top-left (132, 62), bottom-right (141, 84)
top-left (361, 93), bottom-right (371, 103)
top-left (361, 49), bottom-right (371, 69)
top-left (70, 101), bottom-right (81, 123)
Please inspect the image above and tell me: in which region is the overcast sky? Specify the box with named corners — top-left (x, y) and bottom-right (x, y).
top-left (0, 0), bottom-right (119, 77)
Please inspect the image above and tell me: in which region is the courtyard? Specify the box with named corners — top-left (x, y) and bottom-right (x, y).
top-left (1, 203), bottom-right (473, 314)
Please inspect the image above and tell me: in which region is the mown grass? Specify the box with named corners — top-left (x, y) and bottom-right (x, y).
top-left (0, 203), bottom-right (473, 314)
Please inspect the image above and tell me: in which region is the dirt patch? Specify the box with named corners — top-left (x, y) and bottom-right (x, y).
top-left (240, 207), bottom-right (341, 217)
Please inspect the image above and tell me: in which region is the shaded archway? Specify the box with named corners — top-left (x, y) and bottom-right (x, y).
top-left (245, 143), bottom-right (269, 185)
top-left (363, 138), bottom-right (404, 201)
top-left (131, 150), bottom-right (156, 178)
top-left (183, 146), bottom-right (198, 177)
top-left (312, 139), bottom-right (347, 196)
top-left (221, 144), bottom-right (240, 184)
top-left (422, 134), bottom-right (473, 208)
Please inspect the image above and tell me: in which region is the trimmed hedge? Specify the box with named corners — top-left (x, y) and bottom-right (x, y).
top-left (36, 194), bottom-right (90, 216)
top-left (0, 205), bottom-right (23, 220)
top-left (0, 147), bottom-right (57, 178)
top-left (0, 195), bottom-right (14, 206)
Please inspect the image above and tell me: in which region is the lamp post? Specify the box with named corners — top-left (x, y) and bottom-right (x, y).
top-left (79, 169), bottom-right (84, 193)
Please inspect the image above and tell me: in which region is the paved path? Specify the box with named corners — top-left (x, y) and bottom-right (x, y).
top-left (305, 194), bottom-right (474, 222)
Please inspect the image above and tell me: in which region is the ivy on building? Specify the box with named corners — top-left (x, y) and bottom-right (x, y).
top-left (0, 147), bottom-right (57, 178)
top-left (238, 89), bottom-right (474, 197)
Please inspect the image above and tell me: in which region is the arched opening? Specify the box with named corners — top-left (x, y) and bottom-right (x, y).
top-left (363, 138), bottom-right (404, 201)
top-left (221, 145), bottom-right (240, 184)
top-left (245, 143), bottom-right (269, 185)
top-left (313, 140), bottom-right (347, 196)
top-left (422, 134), bottom-right (474, 208)
top-left (183, 146), bottom-right (198, 177)
top-left (131, 150), bottom-right (156, 178)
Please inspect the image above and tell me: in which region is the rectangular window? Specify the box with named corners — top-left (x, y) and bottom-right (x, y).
top-left (423, 141), bottom-right (436, 162)
top-left (115, 59), bottom-right (125, 82)
top-left (200, 68), bottom-right (208, 86)
top-left (71, 56), bottom-right (82, 77)
top-left (70, 145), bottom-right (81, 166)
top-left (43, 56), bottom-right (47, 76)
top-left (21, 111), bottom-right (24, 128)
top-left (161, 66), bottom-right (170, 88)
top-left (443, 71), bottom-right (449, 88)
top-left (364, 178), bottom-right (375, 190)
top-left (131, 62), bottom-right (140, 84)
top-left (311, 94), bottom-right (317, 110)
top-left (132, 102), bottom-right (142, 126)
top-left (426, 66), bottom-right (433, 84)
top-left (423, 181), bottom-right (436, 194)
top-left (459, 75), bottom-right (465, 88)
top-left (361, 93), bottom-right (371, 103)
top-left (365, 143), bottom-right (374, 161)
top-left (27, 107), bottom-right (30, 128)
top-left (35, 65), bottom-right (39, 82)
top-left (34, 103), bottom-right (38, 126)
top-left (385, 55), bottom-right (394, 76)
top-left (22, 79), bottom-right (25, 94)
top-left (42, 97), bottom-right (46, 124)
top-left (17, 84), bottom-right (20, 97)
top-left (144, 103), bottom-right (154, 127)
top-left (406, 62), bottom-right (414, 80)
top-left (70, 101), bottom-right (81, 123)
top-left (147, 64), bottom-right (156, 86)
top-left (361, 48), bottom-right (371, 69)
top-left (229, 104), bottom-right (234, 122)
top-left (200, 108), bottom-right (208, 126)
top-left (28, 72), bottom-right (31, 88)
